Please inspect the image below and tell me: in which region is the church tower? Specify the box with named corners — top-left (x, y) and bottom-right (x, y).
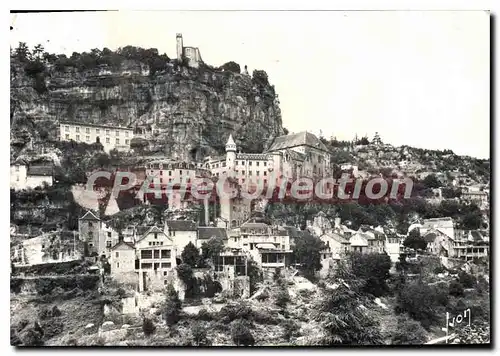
top-left (225, 134), bottom-right (237, 175)
top-left (176, 33), bottom-right (183, 61)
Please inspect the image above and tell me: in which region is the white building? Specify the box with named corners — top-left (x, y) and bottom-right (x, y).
top-left (165, 220), bottom-right (198, 252)
top-left (420, 217), bottom-right (455, 240)
top-left (10, 160), bottom-right (54, 191)
top-left (59, 121), bottom-right (134, 153)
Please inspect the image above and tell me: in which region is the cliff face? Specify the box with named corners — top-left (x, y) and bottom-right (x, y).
top-left (10, 58), bottom-right (284, 161)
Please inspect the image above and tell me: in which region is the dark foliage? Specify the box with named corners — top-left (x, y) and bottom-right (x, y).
top-left (231, 320), bottom-right (255, 346)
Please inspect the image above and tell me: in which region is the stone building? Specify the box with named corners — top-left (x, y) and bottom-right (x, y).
top-left (176, 33), bottom-right (203, 68)
top-left (59, 121), bottom-right (134, 153)
top-left (10, 159), bottom-right (54, 191)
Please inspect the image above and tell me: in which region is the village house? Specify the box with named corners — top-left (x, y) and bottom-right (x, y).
top-left (419, 217), bottom-right (455, 240)
top-left (78, 210), bottom-right (102, 256)
top-left (227, 213), bottom-right (292, 275)
top-left (461, 190), bottom-right (489, 209)
top-left (319, 231), bottom-right (350, 260)
top-left (10, 159), bottom-right (54, 191)
top-left (349, 232), bottom-right (370, 254)
top-left (59, 121), bottom-right (134, 153)
top-left (165, 220), bottom-right (198, 252)
top-left (109, 240), bottom-right (137, 285)
top-left (422, 228), bottom-right (489, 261)
top-left (197, 226), bottom-right (228, 250)
top-left (134, 226), bottom-right (178, 292)
top-left (384, 233), bottom-right (403, 263)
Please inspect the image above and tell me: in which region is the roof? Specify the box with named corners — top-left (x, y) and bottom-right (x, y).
top-left (79, 210), bottom-right (100, 221)
top-left (240, 222), bottom-right (270, 230)
top-left (226, 134), bottom-right (235, 146)
top-left (423, 232), bottom-right (438, 243)
top-left (284, 149), bottom-right (306, 161)
top-left (321, 232), bottom-right (350, 244)
top-left (166, 220), bottom-right (198, 231)
top-left (267, 131), bottom-right (330, 153)
top-left (111, 241), bottom-right (135, 250)
top-left (60, 120), bottom-right (132, 131)
top-left (198, 227), bottom-right (228, 240)
top-left (135, 226), bottom-right (168, 243)
top-left (470, 230), bottom-right (484, 242)
top-left (27, 165), bottom-right (53, 177)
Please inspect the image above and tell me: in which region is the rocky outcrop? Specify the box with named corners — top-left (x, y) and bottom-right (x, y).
top-left (11, 57), bottom-right (284, 161)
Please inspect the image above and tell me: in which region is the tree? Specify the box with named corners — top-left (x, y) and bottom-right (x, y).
top-left (391, 314), bottom-right (428, 345)
top-left (422, 174), bottom-right (441, 189)
top-left (351, 252), bottom-right (392, 297)
top-left (231, 320), bottom-right (255, 346)
top-left (176, 263), bottom-right (198, 298)
top-left (181, 242), bottom-right (200, 268)
top-left (220, 61), bottom-right (241, 73)
top-left (163, 283), bottom-right (182, 326)
top-left (191, 324), bottom-right (211, 346)
top-left (201, 237), bottom-right (225, 262)
top-left (458, 271), bottom-right (476, 289)
top-left (246, 258), bottom-right (263, 294)
top-left (449, 281), bottom-right (464, 297)
top-left (403, 229), bottom-right (427, 251)
top-left (314, 261), bottom-right (383, 345)
top-left (396, 280), bottom-right (449, 329)
top-left (142, 318), bottom-right (156, 336)
top-left (252, 69), bottom-right (269, 87)
top-left (292, 232), bottom-right (325, 280)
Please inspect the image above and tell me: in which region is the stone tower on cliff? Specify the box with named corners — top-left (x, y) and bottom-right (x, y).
top-left (176, 33), bottom-right (183, 61)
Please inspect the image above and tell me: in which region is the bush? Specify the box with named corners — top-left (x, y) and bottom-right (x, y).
top-left (192, 324), bottom-right (211, 346)
top-left (220, 61), bottom-right (241, 74)
top-left (231, 320), bottom-right (255, 346)
top-left (19, 325), bottom-right (44, 346)
top-left (391, 314), bottom-right (427, 345)
top-left (142, 318), bottom-right (156, 336)
top-left (281, 319), bottom-right (300, 341)
top-left (196, 308), bottom-right (214, 321)
top-left (275, 289), bottom-right (290, 309)
top-left (449, 281), bottom-right (465, 297)
top-left (164, 284), bottom-right (182, 326)
top-left (433, 265), bottom-right (447, 274)
top-left (458, 272), bottom-right (476, 289)
top-left (41, 319), bottom-right (64, 340)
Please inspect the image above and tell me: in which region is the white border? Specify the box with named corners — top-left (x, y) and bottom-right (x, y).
top-left (3, 1), bottom-right (497, 355)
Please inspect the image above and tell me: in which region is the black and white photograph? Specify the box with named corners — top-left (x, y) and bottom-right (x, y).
top-left (9, 9), bottom-right (491, 347)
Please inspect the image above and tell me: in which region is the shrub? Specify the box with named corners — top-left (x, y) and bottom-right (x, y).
top-left (220, 61), bottom-right (241, 74)
top-left (391, 314), bottom-right (427, 345)
top-left (192, 324), bottom-right (211, 346)
top-left (281, 319), bottom-right (300, 341)
top-left (458, 272), bottom-right (476, 289)
top-left (142, 318), bottom-right (156, 336)
top-left (196, 308), bottom-right (214, 321)
top-left (41, 320), bottom-right (63, 340)
top-left (275, 289), bottom-right (290, 309)
top-left (164, 284), bottom-right (182, 326)
top-left (19, 325), bottom-right (44, 346)
top-left (449, 281), bottom-right (465, 297)
top-left (231, 320), bottom-right (255, 346)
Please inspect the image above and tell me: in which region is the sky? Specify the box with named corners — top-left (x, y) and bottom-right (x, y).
top-left (10, 10), bottom-right (490, 158)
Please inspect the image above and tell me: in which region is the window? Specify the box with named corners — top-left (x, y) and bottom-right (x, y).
top-left (264, 162), bottom-right (267, 166)
top-left (106, 129), bottom-right (110, 135)
top-left (116, 252), bottom-right (119, 258)
top-left (116, 130), bottom-right (120, 136)
top-left (125, 139), bottom-right (129, 145)
top-left (222, 162), bottom-right (226, 167)
top-left (65, 126), bottom-right (69, 131)
top-left (86, 136), bottom-right (90, 142)
top-left (163, 271), bottom-right (168, 276)
top-left (76, 127), bottom-right (80, 133)
top-left (256, 171), bottom-right (259, 176)
top-left (116, 138), bottom-right (120, 144)
top-left (263, 171), bottom-right (267, 176)
top-left (141, 263), bottom-right (152, 269)
top-left (88, 222), bottom-right (93, 228)
top-left (96, 128), bottom-right (100, 134)
top-left (249, 162), bottom-right (252, 166)
top-left (168, 171), bottom-right (172, 176)
top-left (141, 250), bottom-right (153, 259)
top-left (86, 128), bottom-right (90, 134)
top-left (154, 233), bottom-right (158, 239)
top-left (154, 250), bottom-right (160, 259)
top-left (76, 135), bottom-right (80, 141)
top-left (65, 134), bottom-right (70, 140)
top-left (125, 131), bottom-right (129, 137)
top-left (161, 262), bottom-right (171, 268)
top-left (106, 137), bottom-right (110, 143)
top-left (180, 170), bottom-right (183, 175)
top-left (235, 170), bottom-right (238, 174)
top-left (106, 241), bottom-right (112, 248)
top-left (107, 232), bottom-right (112, 237)
top-left (256, 162), bottom-right (260, 166)
top-left (161, 250), bottom-right (171, 259)
top-left (15, 165), bottom-right (19, 172)
top-left (249, 171), bottom-right (252, 176)
top-left (242, 171), bottom-right (245, 175)
top-left (116, 263), bottom-right (120, 268)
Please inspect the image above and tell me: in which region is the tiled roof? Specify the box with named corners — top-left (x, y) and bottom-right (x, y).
top-left (236, 153), bottom-right (270, 160)
top-left (136, 226), bottom-right (167, 243)
top-left (111, 241), bottom-right (135, 250)
top-left (60, 120), bottom-right (132, 131)
top-left (27, 165), bottom-right (53, 177)
top-left (267, 131), bottom-right (329, 153)
top-left (166, 220), bottom-right (198, 231)
top-left (322, 232), bottom-right (350, 244)
top-left (198, 227), bottom-right (228, 240)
